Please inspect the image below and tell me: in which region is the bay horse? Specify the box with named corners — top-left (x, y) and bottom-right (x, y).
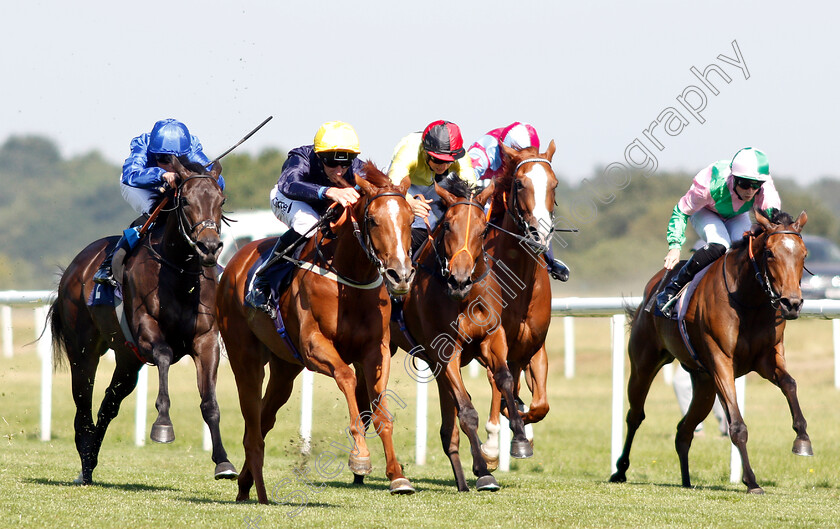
top-left (216, 163), bottom-right (416, 504)
top-left (49, 157), bottom-right (237, 485)
top-left (610, 208), bottom-right (812, 493)
top-left (480, 141), bottom-right (557, 468)
top-left (388, 176), bottom-right (532, 491)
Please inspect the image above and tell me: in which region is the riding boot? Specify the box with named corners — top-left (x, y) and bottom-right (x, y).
top-left (543, 247), bottom-right (570, 282)
top-left (656, 242), bottom-right (726, 317)
top-left (93, 235), bottom-right (129, 286)
top-left (245, 229), bottom-right (305, 316)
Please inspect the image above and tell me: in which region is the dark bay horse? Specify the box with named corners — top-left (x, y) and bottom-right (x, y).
top-left (216, 163), bottom-right (416, 504)
top-left (389, 177), bottom-right (532, 491)
top-left (49, 157), bottom-right (236, 485)
top-left (610, 208), bottom-right (811, 493)
top-left (480, 142), bottom-right (557, 468)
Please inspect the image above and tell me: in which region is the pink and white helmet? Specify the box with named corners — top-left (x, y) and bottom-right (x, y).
top-left (501, 122), bottom-right (540, 150)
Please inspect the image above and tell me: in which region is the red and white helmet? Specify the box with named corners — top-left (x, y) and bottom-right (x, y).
top-left (501, 122), bottom-right (540, 150)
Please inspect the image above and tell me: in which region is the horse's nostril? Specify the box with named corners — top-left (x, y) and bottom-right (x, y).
top-left (386, 269), bottom-right (401, 283)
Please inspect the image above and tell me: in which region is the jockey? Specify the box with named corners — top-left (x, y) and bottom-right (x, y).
top-left (656, 147), bottom-right (781, 317)
top-left (245, 121), bottom-right (363, 315)
top-left (93, 118), bottom-right (224, 286)
top-left (387, 120), bottom-right (477, 256)
top-left (467, 122), bottom-right (570, 282)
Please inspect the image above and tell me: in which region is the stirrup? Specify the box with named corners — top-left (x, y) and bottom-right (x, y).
top-left (548, 259), bottom-right (570, 282)
top-left (93, 266), bottom-right (118, 287)
top-left (245, 285), bottom-right (276, 318)
top-left (656, 290), bottom-right (678, 317)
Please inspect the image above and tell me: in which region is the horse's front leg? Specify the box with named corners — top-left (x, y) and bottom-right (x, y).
top-left (192, 330), bottom-right (237, 480)
top-left (759, 342), bottom-right (813, 456)
top-left (481, 331), bottom-right (532, 459)
top-left (713, 366), bottom-right (763, 494)
top-left (481, 369), bottom-right (502, 471)
top-left (137, 322), bottom-right (177, 444)
top-left (520, 345), bottom-right (550, 425)
top-left (360, 343), bottom-right (414, 494)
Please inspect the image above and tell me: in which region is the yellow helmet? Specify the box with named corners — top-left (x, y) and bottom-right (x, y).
top-left (313, 121), bottom-right (361, 154)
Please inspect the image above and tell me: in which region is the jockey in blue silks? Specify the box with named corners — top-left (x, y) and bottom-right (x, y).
top-left (93, 118), bottom-right (224, 286)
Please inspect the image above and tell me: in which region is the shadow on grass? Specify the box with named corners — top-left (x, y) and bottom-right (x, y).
top-left (24, 477), bottom-right (179, 493)
top-left (179, 496), bottom-right (339, 509)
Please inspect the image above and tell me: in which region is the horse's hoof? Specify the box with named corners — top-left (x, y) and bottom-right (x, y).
top-left (348, 455), bottom-right (372, 476)
top-left (352, 474), bottom-right (365, 486)
top-left (73, 472), bottom-right (91, 485)
top-left (792, 439), bottom-right (814, 456)
top-left (480, 444), bottom-right (499, 472)
top-left (609, 472), bottom-right (626, 483)
top-left (214, 462), bottom-right (238, 480)
top-left (476, 475), bottom-right (500, 491)
top-left (747, 486), bottom-right (765, 495)
top-left (510, 439), bottom-right (534, 459)
top-left (150, 423), bottom-right (175, 444)
top-left (389, 478), bottom-right (415, 495)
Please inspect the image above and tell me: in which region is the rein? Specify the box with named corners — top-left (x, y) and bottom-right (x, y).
top-left (723, 229), bottom-right (802, 309)
top-left (426, 199), bottom-right (491, 284)
top-left (487, 158), bottom-right (556, 252)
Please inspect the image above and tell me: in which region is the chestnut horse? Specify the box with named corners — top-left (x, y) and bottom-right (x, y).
top-left (388, 176), bottom-right (533, 491)
top-left (610, 208), bottom-right (812, 493)
top-left (49, 157), bottom-right (236, 485)
top-left (480, 142), bottom-right (557, 468)
top-left (216, 164), bottom-right (416, 504)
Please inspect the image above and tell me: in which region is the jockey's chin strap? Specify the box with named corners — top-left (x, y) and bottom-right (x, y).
top-left (747, 229), bottom-right (802, 309)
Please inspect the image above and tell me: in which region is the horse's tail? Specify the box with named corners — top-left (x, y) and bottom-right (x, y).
top-left (624, 299), bottom-right (640, 329)
top-left (48, 286), bottom-right (68, 371)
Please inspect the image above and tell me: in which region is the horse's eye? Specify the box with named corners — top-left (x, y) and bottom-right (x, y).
top-left (221, 198), bottom-right (227, 206)
top-left (765, 250), bottom-right (774, 260)
top-left (442, 222), bottom-right (451, 232)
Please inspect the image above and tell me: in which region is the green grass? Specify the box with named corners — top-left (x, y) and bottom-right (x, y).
top-left (1, 315), bottom-right (840, 528)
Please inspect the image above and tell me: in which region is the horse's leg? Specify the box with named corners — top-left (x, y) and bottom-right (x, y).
top-left (521, 345), bottom-right (550, 426)
top-left (66, 333), bottom-right (106, 485)
top-left (481, 366), bottom-right (501, 471)
top-left (756, 342), bottom-right (812, 456)
top-left (610, 325), bottom-right (670, 483)
top-left (192, 332), bottom-right (236, 480)
top-left (712, 364), bottom-right (763, 494)
top-left (149, 342), bottom-right (176, 443)
top-left (435, 371), bottom-right (470, 492)
top-left (351, 367), bottom-right (373, 486)
top-left (359, 343), bottom-right (414, 494)
top-left (91, 350), bottom-right (144, 464)
top-left (675, 373), bottom-right (717, 488)
top-left (481, 334), bottom-right (532, 459)
top-left (440, 357), bottom-right (500, 491)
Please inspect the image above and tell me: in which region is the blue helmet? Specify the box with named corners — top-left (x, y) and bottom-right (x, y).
top-left (148, 119), bottom-right (191, 155)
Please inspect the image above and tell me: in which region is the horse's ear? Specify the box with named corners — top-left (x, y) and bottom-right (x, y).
top-left (754, 207), bottom-right (772, 230)
top-left (794, 210), bottom-right (808, 231)
top-left (543, 140), bottom-right (556, 162)
top-left (499, 141), bottom-right (518, 162)
top-left (397, 175), bottom-right (411, 196)
top-left (475, 181), bottom-right (494, 207)
top-left (170, 155), bottom-right (190, 180)
top-left (355, 173), bottom-right (375, 196)
top-left (209, 160), bottom-right (222, 181)
top-left (435, 182), bottom-right (457, 208)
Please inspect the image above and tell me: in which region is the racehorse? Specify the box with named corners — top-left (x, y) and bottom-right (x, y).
top-left (49, 157), bottom-right (237, 485)
top-left (610, 208), bottom-right (812, 493)
top-left (479, 141), bottom-right (557, 468)
top-left (216, 163), bottom-right (416, 504)
top-left (388, 176), bottom-right (531, 491)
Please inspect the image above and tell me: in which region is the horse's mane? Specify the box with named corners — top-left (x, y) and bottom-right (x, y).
top-left (488, 146), bottom-right (542, 223)
top-left (438, 173), bottom-right (478, 200)
top-left (360, 160), bottom-right (395, 189)
top-left (730, 208), bottom-right (795, 250)
top-left (178, 156), bottom-right (209, 175)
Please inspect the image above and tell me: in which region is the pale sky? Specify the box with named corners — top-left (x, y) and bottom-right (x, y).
top-left (3, 1), bottom-right (838, 184)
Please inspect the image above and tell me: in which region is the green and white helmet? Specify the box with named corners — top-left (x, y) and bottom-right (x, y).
top-left (730, 147), bottom-right (770, 182)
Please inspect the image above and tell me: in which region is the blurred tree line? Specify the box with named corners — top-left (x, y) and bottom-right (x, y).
top-left (0, 135), bottom-right (838, 293)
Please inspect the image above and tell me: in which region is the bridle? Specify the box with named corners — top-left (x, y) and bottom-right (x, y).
top-left (344, 191), bottom-right (410, 279)
top-left (488, 158), bottom-right (555, 252)
top-left (174, 174), bottom-right (223, 252)
top-left (723, 229), bottom-right (803, 309)
top-left (428, 198), bottom-right (490, 285)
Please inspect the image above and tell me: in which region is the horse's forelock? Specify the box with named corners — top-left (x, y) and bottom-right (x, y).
top-left (360, 160), bottom-right (393, 190)
top-left (438, 174), bottom-right (477, 200)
